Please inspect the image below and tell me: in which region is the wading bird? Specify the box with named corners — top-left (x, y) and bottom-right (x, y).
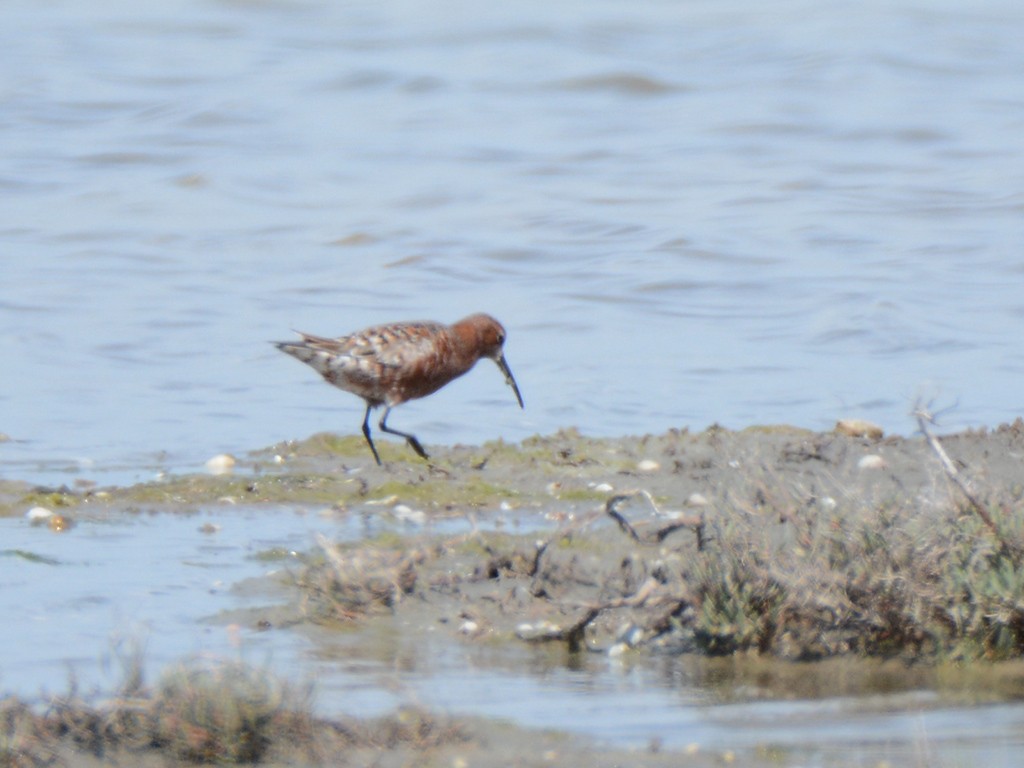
top-left (275, 313), bottom-right (524, 464)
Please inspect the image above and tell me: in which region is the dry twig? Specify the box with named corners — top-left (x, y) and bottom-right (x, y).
top-left (605, 492), bottom-right (705, 548)
top-left (914, 403), bottom-right (1019, 559)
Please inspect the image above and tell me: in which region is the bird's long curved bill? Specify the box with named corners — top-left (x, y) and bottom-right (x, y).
top-left (495, 354), bottom-right (524, 409)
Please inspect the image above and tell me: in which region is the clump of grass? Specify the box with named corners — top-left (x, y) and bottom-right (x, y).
top-left (1, 656), bottom-right (464, 765)
top-left (804, 504), bottom-right (1024, 659)
top-left (149, 660), bottom-right (314, 763)
top-left (299, 534), bottom-right (423, 622)
top-left (1, 697), bottom-right (49, 768)
top-left (689, 536), bottom-right (784, 656)
top-left (679, 498), bottom-right (1024, 661)
top-left (28, 658), bottom-right (314, 764)
top-left (931, 512), bottom-right (1024, 659)
top-left (351, 706), bottom-right (466, 750)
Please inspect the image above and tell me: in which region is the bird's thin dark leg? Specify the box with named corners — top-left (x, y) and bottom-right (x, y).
top-left (378, 406), bottom-right (429, 460)
top-left (361, 403), bottom-right (382, 465)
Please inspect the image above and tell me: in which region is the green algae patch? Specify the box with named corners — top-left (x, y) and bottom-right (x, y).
top-left (248, 546), bottom-right (304, 564)
top-left (10, 488), bottom-right (80, 514)
top-left (548, 487), bottom-right (607, 502)
top-left (97, 473), bottom-right (373, 508)
top-left (0, 484), bottom-right (87, 519)
top-left (366, 477), bottom-right (519, 509)
top-left (518, 428), bottom-right (617, 466)
top-left (256, 432), bottom-right (423, 466)
top-left (268, 432), bottom-right (371, 458)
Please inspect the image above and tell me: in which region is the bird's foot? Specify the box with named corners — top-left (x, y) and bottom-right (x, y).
top-left (406, 436), bottom-right (429, 460)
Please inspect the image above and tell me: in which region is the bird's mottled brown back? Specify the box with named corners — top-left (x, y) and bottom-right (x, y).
top-left (277, 318), bottom-right (490, 407)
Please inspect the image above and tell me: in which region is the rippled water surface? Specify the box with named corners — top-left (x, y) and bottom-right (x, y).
top-left (4, 0), bottom-right (1024, 483)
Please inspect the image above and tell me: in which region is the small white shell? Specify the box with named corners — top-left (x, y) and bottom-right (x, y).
top-left (836, 419), bottom-right (884, 440)
top-left (26, 506), bottom-right (54, 522)
top-left (205, 453), bottom-right (236, 475)
top-left (858, 454), bottom-right (886, 470)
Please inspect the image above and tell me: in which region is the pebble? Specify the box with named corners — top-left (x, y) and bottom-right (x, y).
top-left (835, 419), bottom-right (884, 440)
top-left (515, 620), bottom-right (560, 640)
top-left (858, 454), bottom-right (887, 470)
top-left (366, 494), bottom-right (399, 506)
top-left (592, 482), bottom-right (614, 493)
top-left (616, 623), bottom-right (645, 646)
top-left (205, 453), bottom-right (236, 475)
top-left (393, 505), bottom-right (426, 525)
top-left (686, 492), bottom-right (709, 507)
top-left (607, 642), bottom-right (629, 657)
top-left (26, 506), bottom-right (54, 522)
top-left (637, 459), bottom-right (660, 473)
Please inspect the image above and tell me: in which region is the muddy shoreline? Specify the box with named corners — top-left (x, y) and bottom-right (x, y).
top-left (5, 421), bottom-right (1024, 765)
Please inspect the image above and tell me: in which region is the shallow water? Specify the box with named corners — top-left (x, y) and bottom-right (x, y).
top-left (0, 506), bottom-right (316, 695)
top-left (4, 0), bottom-right (1024, 486)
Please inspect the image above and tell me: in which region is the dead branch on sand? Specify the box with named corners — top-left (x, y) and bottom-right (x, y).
top-left (517, 576), bottom-right (693, 653)
top-left (605, 491), bottom-right (706, 549)
top-left (519, 493), bottom-right (705, 653)
top-left (914, 402), bottom-right (1021, 560)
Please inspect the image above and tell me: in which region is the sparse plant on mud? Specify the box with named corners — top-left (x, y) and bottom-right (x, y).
top-left (1, 698), bottom-right (49, 768)
top-left (1, 655), bottom-right (463, 766)
top-left (683, 518), bottom-right (783, 655)
top-left (150, 660), bottom-right (311, 763)
top-left (299, 534), bottom-right (422, 622)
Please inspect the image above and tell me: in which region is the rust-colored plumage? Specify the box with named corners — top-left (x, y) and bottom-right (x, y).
top-left (275, 313), bottom-right (524, 464)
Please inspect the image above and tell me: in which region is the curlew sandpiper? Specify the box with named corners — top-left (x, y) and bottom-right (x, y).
top-left (275, 313), bottom-right (523, 465)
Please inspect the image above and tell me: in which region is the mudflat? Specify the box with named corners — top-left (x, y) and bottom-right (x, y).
top-left (5, 419), bottom-right (1024, 766)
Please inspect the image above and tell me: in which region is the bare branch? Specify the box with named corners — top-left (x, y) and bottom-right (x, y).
top-left (914, 402), bottom-right (1018, 559)
top-left (605, 492), bottom-right (705, 548)
top-left (605, 495), bottom-right (642, 541)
